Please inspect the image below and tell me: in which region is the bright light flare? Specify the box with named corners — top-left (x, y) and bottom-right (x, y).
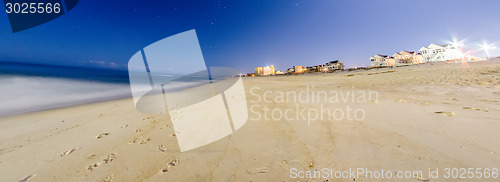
top-left (447, 36), bottom-right (465, 49)
top-left (480, 42), bottom-right (497, 58)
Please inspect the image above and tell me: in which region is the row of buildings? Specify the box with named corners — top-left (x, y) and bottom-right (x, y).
top-left (370, 43), bottom-right (467, 67)
top-left (252, 60), bottom-right (345, 76)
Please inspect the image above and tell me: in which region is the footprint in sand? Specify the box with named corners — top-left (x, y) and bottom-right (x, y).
top-left (102, 176), bottom-right (113, 182)
top-left (96, 133), bottom-right (110, 139)
top-left (87, 153), bottom-right (117, 171)
top-left (129, 137), bottom-right (140, 144)
top-left (280, 160), bottom-right (289, 166)
top-left (142, 116), bottom-right (154, 120)
top-left (140, 138), bottom-right (152, 144)
top-left (159, 124), bottom-right (172, 129)
top-left (18, 174), bottom-right (36, 182)
top-left (60, 147), bottom-right (80, 156)
top-left (161, 158), bottom-right (179, 172)
top-left (136, 128), bottom-right (143, 133)
top-left (150, 120), bottom-right (159, 124)
top-left (158, 145), bottom-right (167, 152)
top-left (121, 124), bottom-right (128, 128)
top-left (102, 171), bottom-right (117, 182)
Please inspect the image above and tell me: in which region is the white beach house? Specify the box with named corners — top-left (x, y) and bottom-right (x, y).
top-left (419, 44), bottom-right (464, 62)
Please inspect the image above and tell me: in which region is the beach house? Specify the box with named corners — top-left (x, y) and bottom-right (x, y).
top-left (286, 66), bottom-right (305, 74)
top-left (370, 54), bottom-right (395, 67)
top-left (293, 66), bottom-right (305, 74)
top-left (255, 65), bottom-right (275, 76)
top-left (326, 60), bottom-right (344, 71)
top-left (419, 44), bottom-right (464, 62)
top-left (393, 51), bottom-right (423, 65)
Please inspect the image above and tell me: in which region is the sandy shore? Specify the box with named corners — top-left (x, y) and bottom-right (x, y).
top-left (1, 60), bottom-right (500, 181)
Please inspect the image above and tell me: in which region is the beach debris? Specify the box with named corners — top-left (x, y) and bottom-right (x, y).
top-left (369, 100), bottom-right (378, 104)
top-left (60, 147), bottom-right (80, 156)
top-left (135, 128), bottom-right (142, 133)
top-left (169, 132), bottom-right (178, 137)
top-left (158, 145), bottom-right (167, 152)
top-left (88, 153), bottom-right (117, 171)
top-left (161, 158), bottom-right (179, 172)
top-left (140, 138), bottom-right (152, 144)
top-left (18, 174), bottom-right (36, 182)
top-left (346, 74), bottom-right (355, 77)
top-left (434, 111), bottom-right (455, 116)
top-left (120, 125), bottom-right (128, 128)
top-left (88, 154), bottom-right (95, 159)
top-left (96, 133), bottom-right (110, 139)
top-left (309, 162), bottom-right (314, 168)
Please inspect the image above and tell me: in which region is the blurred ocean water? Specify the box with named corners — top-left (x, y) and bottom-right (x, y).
top-left (0, 62), bottom-right (131, 117)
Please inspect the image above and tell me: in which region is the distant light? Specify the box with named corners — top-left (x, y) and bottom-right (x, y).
top-left (480, 42), bottom-right (497, 58)
top-left (448, 36), bottom-right (465, 49)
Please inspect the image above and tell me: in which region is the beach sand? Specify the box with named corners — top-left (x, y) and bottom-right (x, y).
top-left (1, 60), bottom-right (500, 181)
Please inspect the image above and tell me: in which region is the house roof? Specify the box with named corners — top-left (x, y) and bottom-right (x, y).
top-left (428, 43), bottom-right (447, 49)
top-left (401, 50), bottom-right (415, 54)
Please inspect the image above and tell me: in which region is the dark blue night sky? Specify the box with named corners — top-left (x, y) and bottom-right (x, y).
top-left (1, 0), bottom-right (500, 73)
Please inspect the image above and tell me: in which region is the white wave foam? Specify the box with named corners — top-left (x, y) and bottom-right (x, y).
top-left (0, 75), bottom-right (131, 117)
